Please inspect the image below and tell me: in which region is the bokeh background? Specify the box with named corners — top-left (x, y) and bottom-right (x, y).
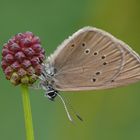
top-left (0, 0), bottom-right (140, 140)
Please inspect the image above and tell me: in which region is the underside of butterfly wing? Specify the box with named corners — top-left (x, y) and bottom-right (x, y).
top-left (110, 43), bottom-right (140, 87)
top-left (49, 27), bottom-right (140, 91)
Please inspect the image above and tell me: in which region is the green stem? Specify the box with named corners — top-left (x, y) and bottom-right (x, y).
top-left (21, 84), bottom-right (34, 140)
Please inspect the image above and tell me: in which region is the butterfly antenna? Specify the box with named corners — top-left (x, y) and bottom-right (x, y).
top-left (65, 97), bottom-right (83, 122)
top-left (57, 93), bottom-right (73, 122)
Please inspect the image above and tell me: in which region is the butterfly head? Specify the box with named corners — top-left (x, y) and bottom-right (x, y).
top-left (45, 86), bottom-right (58, 101)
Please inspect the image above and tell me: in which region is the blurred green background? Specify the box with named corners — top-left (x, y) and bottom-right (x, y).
top-left (0, 0), bottom-right (140, 140)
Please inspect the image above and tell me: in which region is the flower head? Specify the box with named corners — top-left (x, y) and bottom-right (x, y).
top-left (1, 32), bottom-right (45, 85)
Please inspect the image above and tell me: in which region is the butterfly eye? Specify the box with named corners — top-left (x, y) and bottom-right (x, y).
top-left (84, 49), bottom-right (90, 54)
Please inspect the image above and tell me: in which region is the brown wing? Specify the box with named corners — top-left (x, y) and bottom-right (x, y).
top-left (49, 27), bottom-right (140, 91)
top-left (110, 44), bottom-right (140, 87)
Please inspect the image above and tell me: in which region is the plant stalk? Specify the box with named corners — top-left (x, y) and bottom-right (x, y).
top-left (21, 84), bottom-right (34, 140)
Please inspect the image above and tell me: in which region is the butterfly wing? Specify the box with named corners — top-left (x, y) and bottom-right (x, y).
top-left (49, 27), bottom-right (140, 91)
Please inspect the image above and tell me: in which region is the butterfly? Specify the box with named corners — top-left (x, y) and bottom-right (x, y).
top-left (37, 26), bottom-right (140, 121)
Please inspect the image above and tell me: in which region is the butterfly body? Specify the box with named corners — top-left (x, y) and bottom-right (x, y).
top-left (39, 60), bottom-right (58, 100)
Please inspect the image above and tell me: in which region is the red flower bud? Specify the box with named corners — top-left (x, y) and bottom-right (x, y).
top-left (15, 51), bottom-right (26, 61)
top-left (10, 43), bottom-right (21, 52)
top-left (22, 59), bottom-right (31, 68)
top-left (5, 54), bottom-right (14, 63)
top-left (1, 60), bottom-right (7, 70)
top-left (4, 66), bottom-right (13, 78)
top-left (32, 44), bottom-right (42, 52)
top-left (23, 47), bottom-right (35, 56)
top-left (31, 57), bottom-right (40, 66)
top-left (1, 32), bottom-right (46, 85)
top-left (2, 48), bottom-right (11, 56)
top-left (11, 61), bottom-right (20, 70)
